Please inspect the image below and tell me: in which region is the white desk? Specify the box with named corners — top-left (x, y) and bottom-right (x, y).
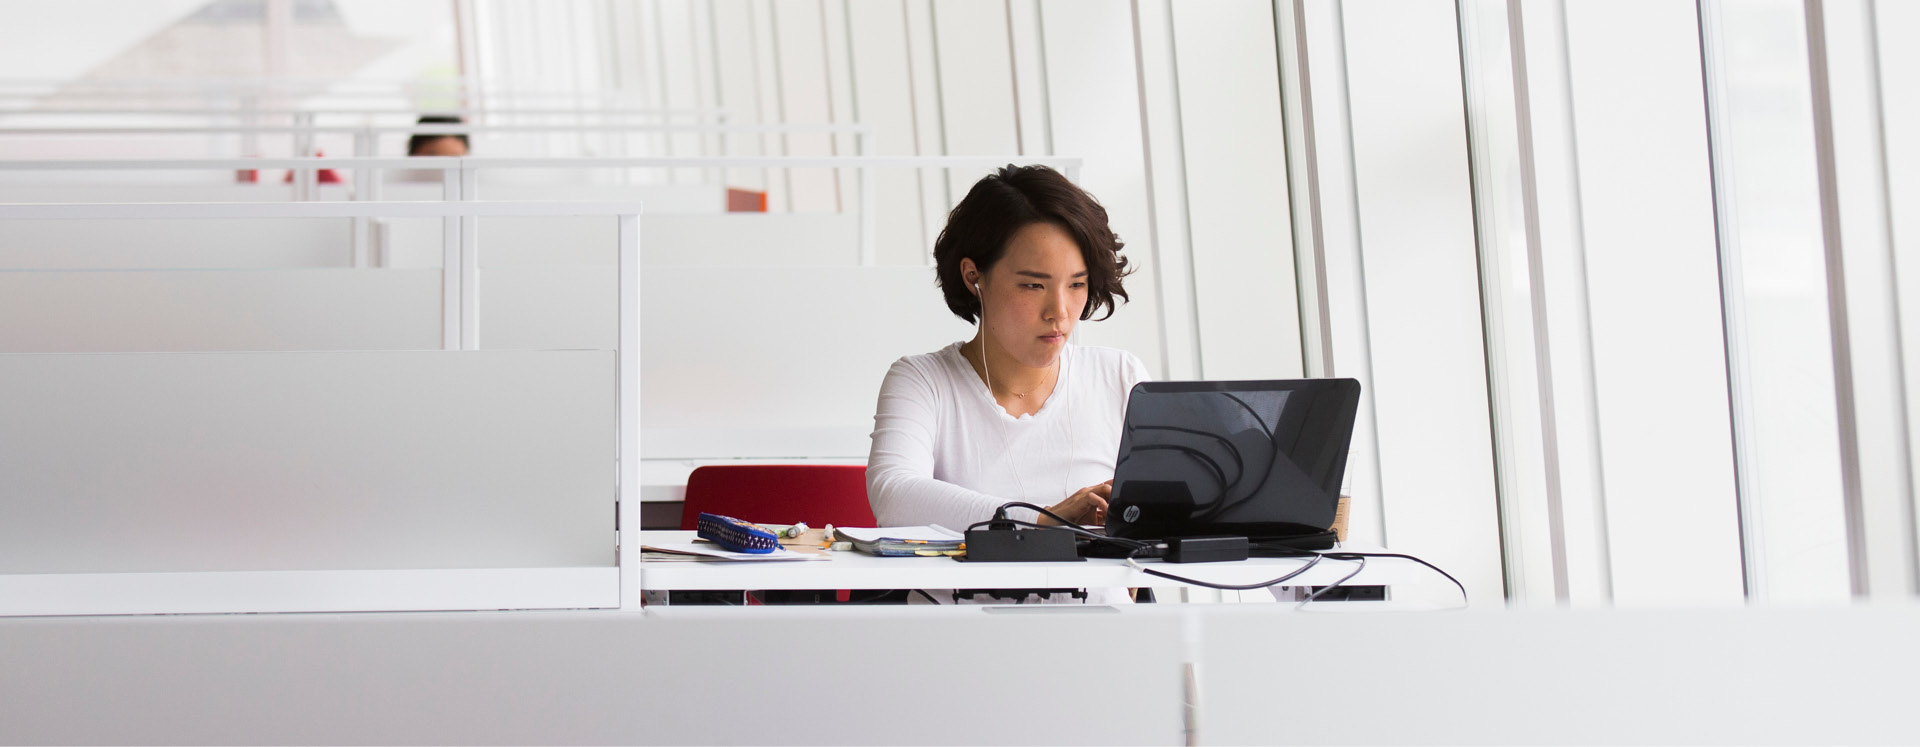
top-left (634, 530), bottom-right (1425, 599)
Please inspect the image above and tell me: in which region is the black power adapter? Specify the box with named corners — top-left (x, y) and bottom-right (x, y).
top-left (1164, 536), bottom-right (1250, 564)
top-left (962, 526), bottom-right (1082, 562)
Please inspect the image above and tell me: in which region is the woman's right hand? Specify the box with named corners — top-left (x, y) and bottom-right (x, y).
top-left (1039, 480), bottom-right (1112, 526)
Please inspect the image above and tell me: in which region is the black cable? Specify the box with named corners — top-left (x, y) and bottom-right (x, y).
top-left (977, 502), bottom-right (1157, 559)
top-left (989, 500), bottom-right (1086, 528)
top-left (1124, 547), bottom-right (1468, 607)
top-left (967, 516), bottom-right (1153, 554)
top-left (1116, 430), bottom-right (1240, 490)
top-left (1128, 553), bottom-right (1326, 591)
top-left (1320, 551), bottom-right (1470, 607)
top-left (911, 589), bottom-right (941, 605)
top-left (984, 500), bottom-right (1469, 607)
top-left (1298, 556), bottom-right (1365, 607)
top-left (1220, 392), bottom-right (1272, 433)
top-left (1183, 393), bottom-right (1288, 522)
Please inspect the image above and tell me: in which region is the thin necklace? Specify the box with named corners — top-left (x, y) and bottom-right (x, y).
top-left (976, 341), bottom-right (1074, 506)
top-left (981, 343), bottom-right (1058, 402)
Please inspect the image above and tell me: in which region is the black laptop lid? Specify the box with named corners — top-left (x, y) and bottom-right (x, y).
top-left (1105, 379), bottom-right (1361, 541)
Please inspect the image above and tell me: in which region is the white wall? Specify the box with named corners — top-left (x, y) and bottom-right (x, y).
top-left (1335, 0), bottom-right (1505, 606)
top-left (1563, 0), bottom-right (1745, 605)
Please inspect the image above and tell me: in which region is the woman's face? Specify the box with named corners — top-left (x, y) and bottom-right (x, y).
top-left (967, 221), bottom-right (1089, 368)
top-left (412, 136), bottom-right (468, 157)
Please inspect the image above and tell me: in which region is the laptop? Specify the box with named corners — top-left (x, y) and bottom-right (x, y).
top-left (1103, 379), bottom-right (1362, 544)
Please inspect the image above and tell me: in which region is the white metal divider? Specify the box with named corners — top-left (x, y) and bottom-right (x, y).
top-left (460, 169), bottom-right (481, 350)
top-left (0, 107), bottom-right (730, 123)
top-left (442, 170), bottom-right (463, 350)
top-left (617, 212), bottom-right (642, 610)
top-left (0, 199), bottom-right (642, 616)
top-left (456, 155), bottom-right (1084, 266)
top-left (0, 155), bottom-right (1084, 269)
top-left (0, 122), bottom-right (876, 159)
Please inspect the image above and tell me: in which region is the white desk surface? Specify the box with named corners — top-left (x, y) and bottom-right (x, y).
top-left (634, 530), bottom-right (1425, 591)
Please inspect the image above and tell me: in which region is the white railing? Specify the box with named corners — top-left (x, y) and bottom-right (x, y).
top-left (0, 77), bottom-right (661, 102)
top-left (0, 107), bottom-right (728, 121)
top-left (0, 155), bottom-right (1087, 267)
top-left (0, 121), bottom-right (875, 165)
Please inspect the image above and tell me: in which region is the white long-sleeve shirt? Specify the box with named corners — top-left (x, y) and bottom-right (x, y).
top-left (866, 341), bottom-right (1152, 530)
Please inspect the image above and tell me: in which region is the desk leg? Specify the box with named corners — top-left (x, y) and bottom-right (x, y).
top-left (1175, 587), bottom-right (1225, 604)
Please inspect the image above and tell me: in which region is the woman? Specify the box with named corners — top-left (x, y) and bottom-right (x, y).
top-left (867, 165), bottom-right (1150, 532)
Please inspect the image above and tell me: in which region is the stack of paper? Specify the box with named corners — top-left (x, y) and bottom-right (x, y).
top-left (833, 526), bottom-right (965, 557)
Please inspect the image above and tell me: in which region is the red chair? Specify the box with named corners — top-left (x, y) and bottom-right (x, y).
top-left (677, 464), bottom-right (874, 530)
top-left (676, 464), bottom-right (878, 605)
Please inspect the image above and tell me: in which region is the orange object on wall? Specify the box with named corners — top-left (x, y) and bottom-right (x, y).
top-left (726, 187), bottom-right (768, 212)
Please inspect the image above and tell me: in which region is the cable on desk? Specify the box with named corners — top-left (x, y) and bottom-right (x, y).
top-left (1124, 548), bottom-right (1469, 608)
top-left (1122, 554), bottom-right (1324, 591)
top-left (911, 589), bottom-right (942, 605)
top-left (1296, 556), bottom-right (1365, 609)
top-left (1320, 551), bottom-right (1469, 608)
top-left (983, 501), bottom-right (1126, 539)
top-left (971, 503), bottom-right (1154, 556)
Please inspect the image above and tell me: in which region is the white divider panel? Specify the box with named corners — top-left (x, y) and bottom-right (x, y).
top-left (379, 181), bottom-right (728, 213)
top-left (0, 184), bottom-right (299, 203)
top-left (0, 218), bottom-right (352, 269)
top-left (0, 349), bottom-right (615, 574)
top-left (1195, 604), bottom-right (1920, 744)
top-left (480, 265), bottom-right (615, 351)
top-left (480, 265), bottom-right (974, 459)
top-left (625, 213), bottom-right (859, 266)
top-left (383, 213), bottom-right (861, 268)
top-left (0, 269), bottom-right (441, 353)
top-left (0, 608), bottom-right (1185, 745)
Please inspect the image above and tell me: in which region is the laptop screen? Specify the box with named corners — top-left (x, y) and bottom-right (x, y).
top-left (1104, 379), bottom-right (1361, 541)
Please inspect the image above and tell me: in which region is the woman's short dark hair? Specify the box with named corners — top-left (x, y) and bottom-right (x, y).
top-left (407, 115), bottom-right (469, 155)
top-left (932, 164), bottom-right (1131, 324)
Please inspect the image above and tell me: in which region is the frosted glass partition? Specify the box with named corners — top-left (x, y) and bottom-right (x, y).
top-left (473, 264), bottom-right (976, 459)
top-left (0, 199), bottom-right (641, 615)
top-left (0, 350), bottom-right (614, 574)
top-left (381, 214), bottom-right (861, 268)
top-left (0, 217), bottom-right (352, 269)
top-left (0, 269), bottom-right (443, 353)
